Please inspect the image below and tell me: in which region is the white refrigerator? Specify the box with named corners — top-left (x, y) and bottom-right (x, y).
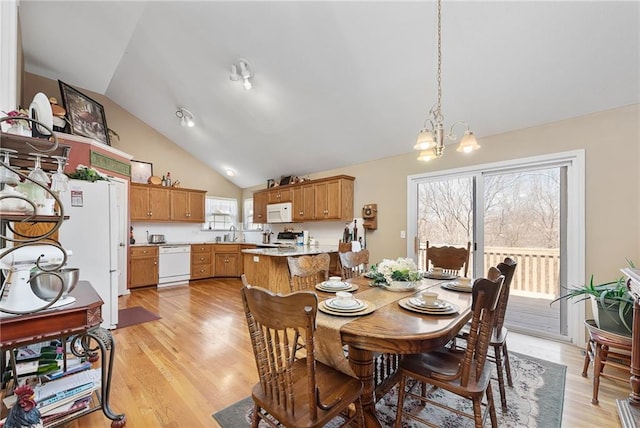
top-left (58, 179), bottom-right (119, 329)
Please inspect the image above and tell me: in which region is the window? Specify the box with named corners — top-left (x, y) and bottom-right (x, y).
top-left (243, 197), bottom-right (262, 230)
top-left (204, 197), bottom-right (237, 230)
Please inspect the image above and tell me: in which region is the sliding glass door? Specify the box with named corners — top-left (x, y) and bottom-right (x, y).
top-left (407, 151), bottom-right (585, 344)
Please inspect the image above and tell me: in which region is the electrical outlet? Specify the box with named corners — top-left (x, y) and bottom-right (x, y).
top-left (253, 256), bottom-right (259, 262)
top-left (400, 230), bottom-right (406, 239)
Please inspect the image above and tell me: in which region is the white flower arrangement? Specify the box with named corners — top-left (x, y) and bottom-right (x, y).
top-left (370, 257), bottom-right (422, 285)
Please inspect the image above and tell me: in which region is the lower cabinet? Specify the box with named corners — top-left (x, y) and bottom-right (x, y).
top-left (129, 246), bottom-right (159, 288)
top-left (189, 243), bottom-right (256, 279)
top-left (214, 244), bottom-right (239, 277)
top-left (191, 244), bottom-right (213, 279)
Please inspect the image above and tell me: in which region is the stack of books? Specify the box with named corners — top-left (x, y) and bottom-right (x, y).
top-left (3, 368), bottom-right (100, 421)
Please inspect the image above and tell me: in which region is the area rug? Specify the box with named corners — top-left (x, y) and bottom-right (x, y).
top-left (116, 306), bottom-right (161, 329)
top-left (212, 352), bottom-right (565, 428)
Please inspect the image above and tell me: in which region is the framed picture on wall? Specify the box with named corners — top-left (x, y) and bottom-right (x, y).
top-left (58, 80), bottom-right (110, 145)
top-left (130, 160), bottom-right (153, 184)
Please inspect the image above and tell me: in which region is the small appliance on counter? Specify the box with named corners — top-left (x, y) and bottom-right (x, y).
top-left (146, 232), bottom-right (166, 244)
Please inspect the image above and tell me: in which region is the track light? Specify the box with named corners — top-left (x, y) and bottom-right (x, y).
top-left (175, 108), bottom-right (195, 128)
top-left (230, 58), bottom-right (254, 90)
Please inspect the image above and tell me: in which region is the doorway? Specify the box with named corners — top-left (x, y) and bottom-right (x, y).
top-left (408, 151), bottom-right (585, 345)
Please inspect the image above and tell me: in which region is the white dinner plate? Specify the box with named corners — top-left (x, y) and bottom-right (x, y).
top-left (319, 281), bottom-right (350, 290)
top-left (315, 283), bottom-right (358, 293)
top-left (399, 297), bottom-right (459, 315)
top-left (318, 300), bottom-right (375, 317)
top-left (325, 298), bottom-right (365, 311)
top-left (408, 298), bottom-right (452, 310)
top-left (441, 283), bottom-right (473, 293)
top-left (424, 271), bottom-right (458, 280)
top-left (29, 92), bottom-right (53, 135)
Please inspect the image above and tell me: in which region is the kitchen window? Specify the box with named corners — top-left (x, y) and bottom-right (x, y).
top-left (243, 198), bottom-right (262, 230)
top-left (204, 197), bottom-right (237, 230)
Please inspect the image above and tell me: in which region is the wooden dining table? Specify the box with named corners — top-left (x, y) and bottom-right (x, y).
top-left (314, 276), bottom-right (473, 427)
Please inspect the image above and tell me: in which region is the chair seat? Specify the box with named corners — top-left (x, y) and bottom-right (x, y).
top-left (400, 348), bottom-right (493, 396)
top-left (252, 358), bottom-right (363, 428)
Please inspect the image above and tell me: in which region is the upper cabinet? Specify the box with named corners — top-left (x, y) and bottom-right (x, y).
top-left (130, 184), bottom-right (171, 221)
top-left (130, 183), bottom-right (205, 223)
top-left (253, 191), bottom-right (269, 223)
top-left (253, 175), bottom-right (355, 223)
top-left (170, 189), bottom-right (206, 223)
top-left (268, 188), bottom-right (292, 204)
top-left (292, 183), bottom-right (315, 222)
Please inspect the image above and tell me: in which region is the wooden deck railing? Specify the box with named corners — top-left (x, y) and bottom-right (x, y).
top-left (418, 245), bottom-right (560, 298)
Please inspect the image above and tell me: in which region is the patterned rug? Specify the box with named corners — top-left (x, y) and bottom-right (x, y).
top-left (212, 352), bottom-right (565, 427)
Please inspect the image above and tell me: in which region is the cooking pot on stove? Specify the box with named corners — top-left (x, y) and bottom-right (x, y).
top-left (148, 234), bottom-right (166, 244)
top-left (262, 231), bottom-right (272, 244)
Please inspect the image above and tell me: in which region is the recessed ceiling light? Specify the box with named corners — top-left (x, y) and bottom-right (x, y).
top-left (226, 169), bottom-right (235, 177)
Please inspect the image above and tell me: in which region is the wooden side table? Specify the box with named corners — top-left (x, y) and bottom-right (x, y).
top-left (0, 281), bottom-right (126, 427)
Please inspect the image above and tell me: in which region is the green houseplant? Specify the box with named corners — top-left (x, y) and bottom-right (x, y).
top-left (551, 260), bottom-right (635, 336)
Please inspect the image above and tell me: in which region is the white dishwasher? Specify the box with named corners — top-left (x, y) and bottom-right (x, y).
top-left (158, 245), bottom-right (191, 287)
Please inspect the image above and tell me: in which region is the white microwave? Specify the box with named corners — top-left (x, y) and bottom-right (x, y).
top-left (266, 202), bottom-right (292, 223)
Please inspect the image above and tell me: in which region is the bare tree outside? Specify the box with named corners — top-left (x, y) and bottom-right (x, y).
top-left (417, 169), bottom-right (560, 249)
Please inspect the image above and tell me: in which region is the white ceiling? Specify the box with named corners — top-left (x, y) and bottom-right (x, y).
top-left (18, 1), bottom-right (640, 188)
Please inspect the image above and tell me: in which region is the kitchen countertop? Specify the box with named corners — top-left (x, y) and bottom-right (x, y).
top-left (130, 241), bottom-right (259, 247)
top-left (241, 245), bottom-right (338, 257)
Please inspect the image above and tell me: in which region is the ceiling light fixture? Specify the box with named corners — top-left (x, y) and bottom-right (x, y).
top-left (414, 0), bottom-right (480, 162)
top-left (225, 168), bottom-right (235, 177)
top-left (176, 108), bottom-right (195, 127)
top-left (230, 58), bottom-right (254, 90)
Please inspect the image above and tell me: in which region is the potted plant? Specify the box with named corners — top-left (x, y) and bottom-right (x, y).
top-left (551, 260), bottom-right (635, 336)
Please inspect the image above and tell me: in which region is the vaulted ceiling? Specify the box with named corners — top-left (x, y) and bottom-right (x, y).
top-left (18, 1), bottom-right (640, 188)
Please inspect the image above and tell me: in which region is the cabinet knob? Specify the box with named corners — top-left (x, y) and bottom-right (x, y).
top-left (142, 250), bottom-right (148, 254)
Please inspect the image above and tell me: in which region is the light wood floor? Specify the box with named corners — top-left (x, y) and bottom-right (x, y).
top-left (65, 278), bottom-right (631, 427)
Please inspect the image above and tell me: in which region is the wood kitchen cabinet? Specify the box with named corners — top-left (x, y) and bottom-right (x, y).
top-left (268, 188), bottom-right (292, 203)
top-left (314, 176), bottom-right (354, 220)
top-left (253, 191), bottom-right (268, 223)
top-left (253, 174), bottom-right (354, 223)
top-left (214, 244), bottom-right (240, 277)
top-left (129, 245), bottom-right (159, 288)
top-left (130, 183), bottom-right (206, 223)
top-left (130, 183), bottom-right (171, 221)
top-left (171, 189), bottom-right (206, 222)
top-left (190, 244), bottom-right (213, 279)
top-left (292, 183), bottom-right (315, 222)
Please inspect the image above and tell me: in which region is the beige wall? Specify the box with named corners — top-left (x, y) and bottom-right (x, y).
top-left (21, 72), bottom-right (242, 199)
top-left (245, 105), bottom-right (640, 283)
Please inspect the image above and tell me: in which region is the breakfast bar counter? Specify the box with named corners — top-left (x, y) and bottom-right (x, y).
top-left (242, 245), bottom-right (338, 293)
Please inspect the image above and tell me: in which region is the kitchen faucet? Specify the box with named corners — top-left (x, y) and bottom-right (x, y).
top-left (229, 225), bottom-right (237, 242)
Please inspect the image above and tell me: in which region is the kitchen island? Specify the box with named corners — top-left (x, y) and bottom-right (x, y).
top-left (241, 245), bottom-right (339, 293)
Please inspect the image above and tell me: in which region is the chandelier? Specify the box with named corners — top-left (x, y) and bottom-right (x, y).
top-left (414, 0), bottom-right (480, 162)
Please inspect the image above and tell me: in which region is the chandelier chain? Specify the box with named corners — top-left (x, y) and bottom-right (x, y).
top-left (435, 0), bottom-right (443, 123)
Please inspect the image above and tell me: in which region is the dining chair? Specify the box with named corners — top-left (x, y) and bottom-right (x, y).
top-left (339, 250), bottom-right (370, 280)
top-left (452, 258), bottom-right (517, 411)
top-left (582, 319), bottom-right (632, 404)
top-left (426, 241), bottom-right (471, 277)
top-left (287, 253), bottom-right (330, 292)
top-left (241, 284), bottom-right (365, 428)
top-left (394, 268), bottom-right (504, 428)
